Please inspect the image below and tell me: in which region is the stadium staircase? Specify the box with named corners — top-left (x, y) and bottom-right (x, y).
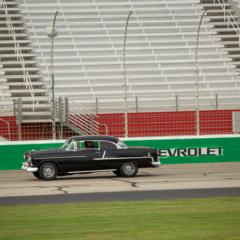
top-left (58, 97), bottom-right (101, 136)
top-left (0, 0), bottom-right (51, 122)
top-left (201, 0), bottom-right (240, 71)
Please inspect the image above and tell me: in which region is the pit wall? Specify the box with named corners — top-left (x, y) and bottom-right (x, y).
top-left (0, 135), bottom-right (240, 170)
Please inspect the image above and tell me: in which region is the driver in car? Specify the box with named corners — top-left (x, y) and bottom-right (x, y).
top-left (84, 141), bottom-right (94, 148)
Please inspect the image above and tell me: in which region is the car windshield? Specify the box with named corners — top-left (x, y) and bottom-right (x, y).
top-left (117, 140), bottom-right (128, 149)
top-left (60, 140), bottom-right (69, 150)
top-left (60, 139), bottom-right (77, 151)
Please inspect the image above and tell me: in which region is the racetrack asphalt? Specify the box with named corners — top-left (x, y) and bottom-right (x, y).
top-left (0, 187), bottom-right (240, 205)
top-left (0, 162), bottom-right (240, 205)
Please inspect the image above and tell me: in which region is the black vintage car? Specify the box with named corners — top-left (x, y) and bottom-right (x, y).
top-left (22, 135), bottom-right (160, 180)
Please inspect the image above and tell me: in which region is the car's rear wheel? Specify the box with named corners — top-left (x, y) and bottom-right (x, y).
top-left (119, 162), bottom-right (138, 177)
top-left (32, 172), bottom-right (41, 179)
top-left (39, 162), bottom-right (58, 181)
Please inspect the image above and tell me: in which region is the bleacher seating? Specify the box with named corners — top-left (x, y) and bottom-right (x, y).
top-left (0, 0), bottom-right (239, 117)
top-left (15, 0), bottom-right (240, 114)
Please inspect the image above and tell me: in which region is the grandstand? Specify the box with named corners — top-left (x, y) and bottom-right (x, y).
top-left (0, 0), bottom-right (240, 139)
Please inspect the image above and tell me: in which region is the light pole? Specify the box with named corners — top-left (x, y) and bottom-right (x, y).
top-left (48, 10), bottom-right (58, 139)
top-left (123, 10), bottom-right (132, 138)
top-left (195, 9), bottom-right (207, 136)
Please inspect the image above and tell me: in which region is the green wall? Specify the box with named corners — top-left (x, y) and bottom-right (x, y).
top-left (126, 136), bottom-right (238, 164)
top-left (0, 135), bottom-right (240, 170)
top-left (0, 142), bottom-right (62, 170)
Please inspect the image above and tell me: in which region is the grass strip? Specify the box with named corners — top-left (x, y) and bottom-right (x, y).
top-left (0, 196), bottom-right (240, 240)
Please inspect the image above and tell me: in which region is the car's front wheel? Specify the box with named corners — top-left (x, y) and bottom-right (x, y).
top-left (39, 162), bottom-right (58, 181)
top-left (119, 162), bottom-right (138, 177)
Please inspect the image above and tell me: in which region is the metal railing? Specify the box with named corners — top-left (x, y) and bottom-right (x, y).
top-left (214, 0), bottom-right (240, 47)
top-left (61, 97), bottom-right (103, 136)
top-left (232, 0), bottom-right (240, 10)
top-left (1, 0), bottom-right (35, 110)
top-left (86, 92), bottom-right (240, 113)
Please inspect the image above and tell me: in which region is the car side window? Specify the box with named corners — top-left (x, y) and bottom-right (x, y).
top-left (100, 141), bottom-right (117, 150)
top-left (78, 140), bottom-right (99, 150)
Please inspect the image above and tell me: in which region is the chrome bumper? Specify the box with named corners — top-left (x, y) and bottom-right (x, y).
top-left (22, 162), bottom-right (38, 172)
top-left (151, 160), bottom-right (161, 167)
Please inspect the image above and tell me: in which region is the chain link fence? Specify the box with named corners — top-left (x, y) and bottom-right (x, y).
top-left (0, 92), bottom-right (240, 141)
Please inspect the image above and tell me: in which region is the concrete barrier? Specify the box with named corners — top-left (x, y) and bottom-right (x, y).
top-left (0, 135), bottom-right (240, 170)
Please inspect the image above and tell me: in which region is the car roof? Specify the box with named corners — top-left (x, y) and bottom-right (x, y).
top-left (68, 135), bottom-right (120, 143)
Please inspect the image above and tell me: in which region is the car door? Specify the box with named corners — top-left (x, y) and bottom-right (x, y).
top-left (95, 141), bottom-right (121, 170)
top-left (69, 140), bottom-right (101, 172)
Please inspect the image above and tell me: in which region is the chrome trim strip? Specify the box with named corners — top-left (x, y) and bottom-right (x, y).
top-left (35, 156), bottom-right (87, 160)
top-left (93, 156), bottom-right (152, 161)
top-left (151, 161), bottom-right (161, 167)
top-left (21, 164), bottom-right (38, 172)
top-left (68, 169), bottom-right (117, 174)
